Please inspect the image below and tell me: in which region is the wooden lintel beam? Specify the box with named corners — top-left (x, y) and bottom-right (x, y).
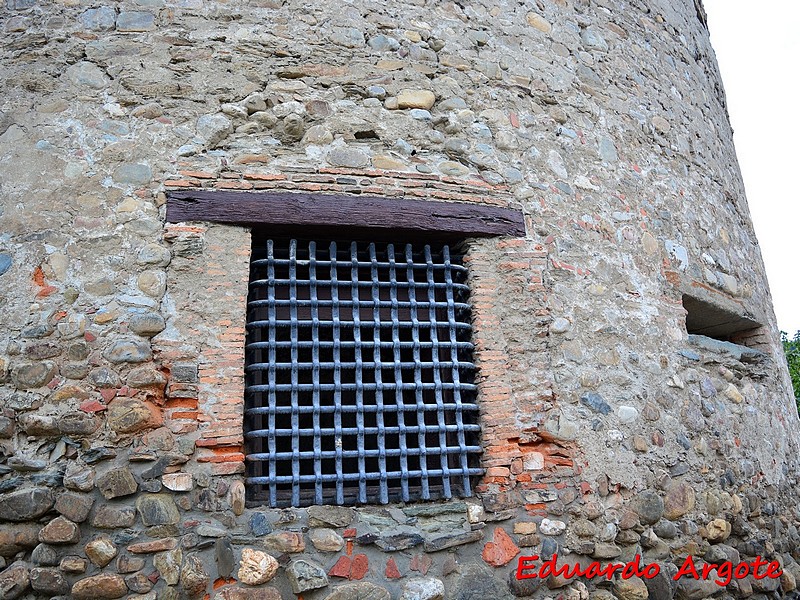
top-left (166, 190), bottom-right (525, 237)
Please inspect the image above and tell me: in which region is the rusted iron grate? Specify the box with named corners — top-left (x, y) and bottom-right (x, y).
top-left (244, 238), bottom-right (481, 507)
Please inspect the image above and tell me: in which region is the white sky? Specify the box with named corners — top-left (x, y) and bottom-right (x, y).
top-left (703, 1), bottom-right (800, 335)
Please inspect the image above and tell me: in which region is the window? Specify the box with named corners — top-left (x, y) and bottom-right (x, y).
top-left (682, 294), bottom-right (760, 342)
top-left (165, 189), bottom-right (525, 506)
top-left (244, 237), bottom-right (482, 507)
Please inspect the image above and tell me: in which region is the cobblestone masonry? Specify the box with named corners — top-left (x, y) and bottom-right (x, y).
top-left (1, 0), bottom-right (799, 598)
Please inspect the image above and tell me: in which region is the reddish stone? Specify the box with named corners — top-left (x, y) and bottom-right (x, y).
top-left (481, 527), bottom-right (520, 568)
top-left (127, 538), bottom-right (177, 553)
top-left (510, 112), bottom-right (519, 128)
top-left (410, 554), bottom-right (432, 575)
top-left (80, 399), bottom-right (107, 413)
top-left (37, 285), bottom-right (58, 298)
top-left (343, 528), bottom-right (357, 539)
top-left (328, 556), bottom-right (351, 579)
top-left (84, 332), bottom-right (96, 342)
top-left (385, 558), bottom-right (402, 579)
top-left (99, 389), bottom-right (117, 402)
top-left (350, 554), bottom-right (368, 580)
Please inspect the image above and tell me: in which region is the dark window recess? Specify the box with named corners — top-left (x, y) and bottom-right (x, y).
top-left (682, 295), bottom-right (760, 342)
top-left (244, 238), bottom-right (482, 507)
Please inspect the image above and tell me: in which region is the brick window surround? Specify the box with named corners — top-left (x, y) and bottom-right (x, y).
top-left (162, 189), bottom-right (554, 509)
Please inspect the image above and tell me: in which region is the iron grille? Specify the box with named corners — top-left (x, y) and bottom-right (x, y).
top-left (244, 238), bottom-right (482, 507)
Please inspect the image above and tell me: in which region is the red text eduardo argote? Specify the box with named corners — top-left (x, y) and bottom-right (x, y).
top-left (516, 554), bottom-right (783, 587)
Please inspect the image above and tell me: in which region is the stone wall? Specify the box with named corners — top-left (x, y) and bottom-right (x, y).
top-left (1, 0), bottom-right (799, 598)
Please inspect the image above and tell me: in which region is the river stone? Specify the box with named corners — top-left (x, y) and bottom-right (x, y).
top-left (30, 566), bottom-right (69, 595)
top-left (375, 531), bottom-right (424, 552)
top-left (327, 147), bottom-right (369, 168)
top-left (705, 543), bottom-right (739, 563)
top-left (309, 528), bottom-right (345, 552)
top-left (0, 524), bottom-right (40, 557)
top-left (216, 538), bottom-right (235, 578)
top-left (181, 554), bottom-right (210, 597)
top-left (0, 253), bottom-right (12, 276)
top-left (125, 572), bottom-right (153, 594)
top-left (0, 488), bottom-right (55, 521)
top-left (214, 587), bottom-right (281, 600)
top-left (197, 113), bottom-right (233, 147)
top-left (71, 573), bottom-right (128, 599)
top-left (664, 482), bottom-right (695, 520)
top-left (643, 564), bottom-right (676, 600)
top-left (96, 468), bottom-right (137, 499)
top-left (137, 270), bottom-right (167, 297)
top-left (704, 518), bottom-right (731, 542)
top-left (116, 554), bottom-right (145, 573)
top-left (116, 11), bottom-right (155, 32)
top-left (80, 6), bottom-right (116, 30)
top-left (753, 571), bottom-right (782, 593)
top-left (59, 412), bottom-right (100, 436)
top-left (32, 542), bottom-right (66, 566)
top-left (88, 366), bottom-right (121, 388)
top-left (303, 125), bottom-right (334, 145)
top-left (451, 565), bottom-right (513, 600)
top-left (238, 548), bottom-right (279, 585)
top-left (11, 361), bottom-right (57, 389)
top-left (18, 414), bottom-right (59, 436)
top-left (85, 536), bottom-right (117, 567)
top-left (64, 463), bottom-right (94, 491)
top-left (39, 516), bottom-right (80, 544)
top-left (103, 339), bottom-right (152, 363)
top-left (127, 366), bottom-right (167, 389)
top-left (508, 567), bottom-right (542, 597)
top-left (137, 493), bottom-right (180, 526)
top-left (675, 572), bottom-right (721, 599)
top-left (249, 512), bottom-right (272, 536)
top-left (397, 89), bottom-right (436, 110)
top-left (7, 456), bottom-right (46, 471)
top-left (112, 163), bottom-right (152, 185)
top-left (107, 398), bottom-right (155, 433)
top-left (263, 531), bottom-right (305, 553)
top-left (92, 505), bottom-right (136, 529)
top-left (128, 537), bottom-right (177, 553)
top-left (287, 558), bottom-right (329, 593)
top-left (154, 547), bottom-right (182, 585)
top-left (613, 576), bottom-right (649, 600)
top-left (128, 312), bottom-right (166, 337)
top-left (580, 391), bottom-right (611, 414)
top-left (0, 561), bottom-right (30, 599)
top-left (324, 582), bottom-right (391, 600)
top-left (66, 61), bottom-right (109, 89)
top-left (308, 505), bottom-right (355, 528)
top-left (649, 520), bottom-right (675, 540)
top-left (634, 490), bottom-right (664, 525)
top-left (399, 577), bottom-right (445, 600)
top-left (0, 415), bottom-right (13, 438)
top-left (539, 518), bottom-right (567, 536)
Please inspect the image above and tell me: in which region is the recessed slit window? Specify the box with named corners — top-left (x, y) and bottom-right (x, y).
top-left (244, 238), bottom-right (482, 507)
top-left (682, 294), bottom-right (761, 343)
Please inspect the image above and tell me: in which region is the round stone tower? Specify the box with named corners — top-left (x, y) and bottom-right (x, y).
top-left (1, 0), bottom-right (799, 598)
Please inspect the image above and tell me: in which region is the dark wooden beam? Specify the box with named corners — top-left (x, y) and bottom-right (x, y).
top-left (166, 190), bottom-right (525, 237)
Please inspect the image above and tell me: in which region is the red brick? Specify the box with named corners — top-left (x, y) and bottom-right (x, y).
top-left (482, 527), bottom-right (520, 567)
top-left (178, 170), bottom-right (214, 179)
top-left (409, 554), bottom-right (432, 575)
top-left (385, 557), bottom-right (402, 579)
top-left (350, 554), bottom-right (368, 580)
top-left (329, 556), bottom-right (351, 578)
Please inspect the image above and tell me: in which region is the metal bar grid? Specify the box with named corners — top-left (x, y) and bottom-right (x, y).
top-left (244, 238), bottom-right (481, 507)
